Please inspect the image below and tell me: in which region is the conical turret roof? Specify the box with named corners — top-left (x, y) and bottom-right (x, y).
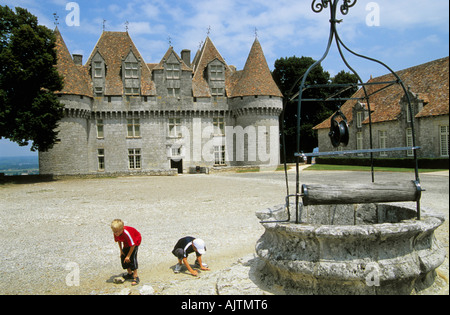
top-left (54, 27), bottom-right (92, 97)
top-left (230, 39), bottom-right (282, 98)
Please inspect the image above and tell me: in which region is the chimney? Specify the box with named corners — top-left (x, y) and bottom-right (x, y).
top-left (72, 54), bottom-right (83, 65)
top-left (181, 49), bottom-right (191, 67)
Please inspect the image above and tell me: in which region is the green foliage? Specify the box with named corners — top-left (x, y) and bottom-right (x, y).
top-left (0, 5), bottom-right (64, 152)
top-left (272, 56), bottom-right (358, 161)
top-left (315, 156), bottom-right (449, 169)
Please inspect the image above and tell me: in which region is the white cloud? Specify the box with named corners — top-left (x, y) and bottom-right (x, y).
top-left (140, 3), bottom-right (160, 20)
top-left (5, 0), bottom-right (448, 77)
top-left (377, 0), bottom-right (449, 30)
top-left (127, 22), bottom-right (152, 35)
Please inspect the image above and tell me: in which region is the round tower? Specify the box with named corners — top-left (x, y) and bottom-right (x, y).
top-left (39, 28), bottom-right (93, 175)
top-left (229, 39), bottom-right (283, 167)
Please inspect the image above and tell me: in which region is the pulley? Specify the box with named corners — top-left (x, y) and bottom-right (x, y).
top-left (328, 110), bottom-right (349, 147)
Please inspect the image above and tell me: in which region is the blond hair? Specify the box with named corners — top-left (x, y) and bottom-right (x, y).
top-left (111, 219), bottom-right (124, 231)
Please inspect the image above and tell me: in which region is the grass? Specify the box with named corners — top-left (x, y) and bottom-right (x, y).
top-left (304, 164), bottom-right (447, 173)
top-left (236, 168), bottom-right (260, 173)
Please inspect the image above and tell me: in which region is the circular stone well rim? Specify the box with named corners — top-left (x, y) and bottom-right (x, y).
top-left (256, 203), bottom-right (446, 295)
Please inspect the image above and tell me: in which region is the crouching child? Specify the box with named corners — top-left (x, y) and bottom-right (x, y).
top-left (172, 236), bottom-right (210, 276)
top-left (111, 219), bottom-right (142, 285)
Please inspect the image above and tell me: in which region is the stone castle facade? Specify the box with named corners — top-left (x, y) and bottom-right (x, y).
top-left (39, 29), bottom-right (283, 175)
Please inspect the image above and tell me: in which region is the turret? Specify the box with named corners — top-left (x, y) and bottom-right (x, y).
top-left (228, 39), bottom-right (283, 166)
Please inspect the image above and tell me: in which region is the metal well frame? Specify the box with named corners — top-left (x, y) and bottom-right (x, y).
top-left (280, 0), bottom-right (422, 223)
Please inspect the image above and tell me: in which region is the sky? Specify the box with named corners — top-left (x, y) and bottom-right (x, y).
top-left (0, 0), bottom-right (449, 157)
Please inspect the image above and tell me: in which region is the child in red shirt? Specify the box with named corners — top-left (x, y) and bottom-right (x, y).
top-left (111, 219), bottom-right (142, 285)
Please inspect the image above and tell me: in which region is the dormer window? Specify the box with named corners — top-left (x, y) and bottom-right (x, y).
top-left (122, 52), bottom-right (140, 96)
top-left (125, 62), bottom-right (139, 79)
top-left (166, 63), bottom-right (180, 80)
top-left (211, 88), bottom-right (224, 101)
top-left (207, 60), bottom-right (226, 99)
top-left (94, 87), bottom-right (103, 97)
top-left (168, 88), bottom-right (180, 97)
top-left (210, 65), bottom-right (224, 81)
top-left (94, 62), bottom-right (103, 78)
top-left (165, 59), bottom-right (181, 97)
top-left (91, 52), bottom-right (105, 97)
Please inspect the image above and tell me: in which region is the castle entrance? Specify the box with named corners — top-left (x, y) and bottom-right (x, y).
top-left (171, 159), bottom-right (183, 174)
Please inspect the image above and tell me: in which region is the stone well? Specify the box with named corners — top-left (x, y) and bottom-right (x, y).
top-left (256, 203), bottom-right (446, 295)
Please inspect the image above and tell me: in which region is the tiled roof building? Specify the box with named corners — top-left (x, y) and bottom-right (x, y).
top-left (39, 30), bottom-right (283, 175)
top-left (314, 57), bottom-right (449, 159)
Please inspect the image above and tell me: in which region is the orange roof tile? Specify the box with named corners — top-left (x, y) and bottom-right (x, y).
top-left (229, 39), bottom-right (282, 98)
top-left (191, 37), bottom-right (233, 97)
top-left (85, 31), bottom-right (155, 96)
top-left (54, 27), bottom-right (92, 97)
top-left (153, 46), bottom-right (192, 72)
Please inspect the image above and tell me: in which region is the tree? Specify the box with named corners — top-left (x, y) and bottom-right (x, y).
top-left (330, 70), bottom-right (359, 107)
top-left (0, 5), bottom-right (64, 152)
top-left (272, 56), bottom-right (358, 161)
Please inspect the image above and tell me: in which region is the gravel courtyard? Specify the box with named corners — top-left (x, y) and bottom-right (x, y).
top-left (0, 168), bottom-right (448, 295)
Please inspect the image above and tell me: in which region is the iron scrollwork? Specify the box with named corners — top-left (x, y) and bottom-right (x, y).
top-left (311, 0), bottom-right (357, 15)
top-left (340, 0), bottom-right (357, 15)
top-left (311, 0), bottom-right (331, 13)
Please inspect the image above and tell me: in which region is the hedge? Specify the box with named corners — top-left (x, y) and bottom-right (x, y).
top-left (315, 157), bottom-right (449, 169)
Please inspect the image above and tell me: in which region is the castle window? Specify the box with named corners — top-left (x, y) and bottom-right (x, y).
top-left (211, 88), bottom-right (224, 101)
top-left (213, 117), bottom-right (224, 135)
top-left (440, 125), bottom-right (449, 157)
top-left (168, 118), bottom-right (182, 138)
top-left (356, 132), bottom-right (363, 156)
top-left (166, 64), bottom-right (180, 80)
top-left (125, 62), bottom-right (139, 78)
top-left (127, 118), bottom-right (140, 138)
top-left (94, 87), bottom-right (103, 97)
top-left (123, 52), bottom-right (140, 96)
top-left (166, 60), bottom-right (181, 97)
top-left (97, 149), bottom-right (105, 171)
top-left (128, 149), bottom-right (141, 169)
top-left (207, 61), bottom-right (225, 100)
top-left (96, 119), bottom-right (104, 138)
top-left (168, 88), bottom-right (180, 97)
top-left (91, 52), bottom-right (105, 96)
top-left (125, 87), bottom-right (139, 95)
top-left (210, 65), bottom-right (224, 81)
top-left (94, 62), bottom-right (103, 78)
top-left (171, 146), bottom-right (182, 157)
top-left (214, 145), bottom-right (226, 165)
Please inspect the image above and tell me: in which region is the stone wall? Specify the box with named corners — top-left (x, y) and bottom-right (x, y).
top-left (317, 114), bottom-right (449, 158)
top-left (40, 91), bottom-right (283, 175)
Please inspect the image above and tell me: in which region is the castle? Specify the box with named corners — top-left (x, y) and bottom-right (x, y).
top-left (39, 28), bottom-right (283, 175)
